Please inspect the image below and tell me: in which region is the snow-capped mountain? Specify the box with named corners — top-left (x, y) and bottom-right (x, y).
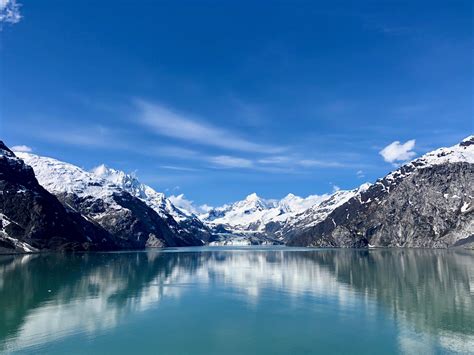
top-left (203, 192), bottom-right (326, 230)
top-left (91, 165), bottom-right (181, 219)
top-left (197, 192), bottom-right (330, 244)
top-left (288, 136), bottom-right (474, 248)
top-left (16, 152), bottom-right (203, 248)
top-left (91, 164), bottom-right (213, 242)
top-left (0, 142), bottom-right (115, 253)
top-left (2, 136), bottom-right (472, 252)
top-left (198, 186), bottom-right (372, 245)
top-left (272, 184), bottom-right (371, 240)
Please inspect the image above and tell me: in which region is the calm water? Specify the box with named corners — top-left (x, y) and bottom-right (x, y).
top-left (0, 247), bottom-right (473, 354)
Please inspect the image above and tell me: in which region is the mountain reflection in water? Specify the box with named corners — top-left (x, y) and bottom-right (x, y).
top-left (0, 247), bottom-right (472, 354)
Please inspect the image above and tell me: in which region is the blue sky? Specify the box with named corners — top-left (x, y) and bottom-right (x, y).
top-left (1, 0), bottom-right (472, 206)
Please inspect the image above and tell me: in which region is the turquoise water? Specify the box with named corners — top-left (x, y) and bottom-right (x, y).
top-left (0, 247), bottom-right (473, 354)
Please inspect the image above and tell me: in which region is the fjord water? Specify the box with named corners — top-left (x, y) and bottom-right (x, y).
top-left (0, 248), bottom-right (472, 354)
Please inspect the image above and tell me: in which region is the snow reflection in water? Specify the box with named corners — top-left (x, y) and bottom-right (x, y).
top-left (0, 247), bottom-right (472, 353)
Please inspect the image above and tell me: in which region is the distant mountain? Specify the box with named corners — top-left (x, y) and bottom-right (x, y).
top-left (204, 193), bottom-right (326, 226)
top-left (91, 164), bottom-right (213, 243)
top-left (288, 136), bottom-right (474, 248)
top-left (200, 192), bottom-right (329, 244)
top-left (196, 187), bottom-right (373, 245)
top-left (2, 135), bottom-right (472, 252)
top-left (0, 142), bottom-right (115, 253)
top-left (268, 184), bottom-right (371, 241)
top-left (17, 152), bottom-right (204, 249)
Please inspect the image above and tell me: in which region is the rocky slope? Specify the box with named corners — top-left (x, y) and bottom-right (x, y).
top-left (267, 184), bottom-right (371, 241)
top-left (17, 152), bottom-right (203, 249)
top-left (91, 164), bottom-right (214, 243)
top-left (0, 142), bottom-right (115, 253)
top-left (288, 136), bottom-right (474, 248)
top-left (193, 187), bottom-right (375, 245)
top-left (201, 192), bottom-right (327, 244)
top-left (3, 135), bottom-right (472, 251)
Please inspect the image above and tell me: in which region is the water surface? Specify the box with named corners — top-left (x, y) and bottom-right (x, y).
top-left (1, 247), bottom-right (473, 354)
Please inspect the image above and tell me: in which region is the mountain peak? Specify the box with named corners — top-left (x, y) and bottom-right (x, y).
top-left (415, 136), bottom-right (474, 166)
top-left (279, 193), bottom-right (301, 208)
top-left (245, 192), bottom-right (260, 201)
top-left (91, 163), bottom-right (110, 176)
top-left (91, 165), bottom-right (139, 193)
top-left (91, 164), bottom-right (127, 180)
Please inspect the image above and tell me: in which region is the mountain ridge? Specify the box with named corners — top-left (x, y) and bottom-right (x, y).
top-left (16, 152), bottom-right (204, 249)
top-left (287, 136), bottom-right (474, 248)
top-left (90, 164), bottom-right (214, 243)
top-left (0, 141), bottom-right (116, 253)
top-left (1, 136), bottom-right (472, 252)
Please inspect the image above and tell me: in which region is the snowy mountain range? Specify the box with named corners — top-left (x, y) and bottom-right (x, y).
top-left (0, 142), bottom-right (115, 253)
top-left (202, 192), bottom-right (327, 228)
top-left (14, 152), bottom-right (204, 249)
top-left (198, 192), bottom-right (329, 244)
top-left (0, 136), bottom-right (473, 253)
top-left (288, 135), bottom-right (474, 247)
top-left (90, 164), bottom-right (213, 242)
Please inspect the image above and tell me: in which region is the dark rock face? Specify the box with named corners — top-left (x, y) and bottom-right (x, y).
top-left (288, 162), bottom-right (473, 248)
top-left (17, 150), bottom-right (205, 249)
top-left (3, 137), bottom-right (472, 251)
top-left (55, 191), bottom-right (203, 248)
top-left (0, 142), bottom-right (115, 253)
top-left (0, 141), bottom-right (203, 253)
top-left (175, 217), bottom-right (213, 244)
top-left (87, 164), bottom-right (210, 245)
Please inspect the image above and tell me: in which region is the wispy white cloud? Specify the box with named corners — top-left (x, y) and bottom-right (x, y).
top-left (25, 120), bottom-right (358, 173)
top-left (258, 156), bottom-right (291, 164)
top-left (259, 154), bottom-right (357, 169)
top-left (297, 159), bottom-right (346, 168)
top-left (135, 100), bottom-right (284, 154)
top-left (0, 0), bottom-right (21, 26)
top-left (356, 170), bottom-right (365, 178)
top-left (11, 144), bottom-right (32, 152)
top-left (209, 155), bottom-right (253, 169)
top-left (33, 124), bottom-right (125, 150)
top-left (49, 132), bottom-right (111, 147)
top-left (21, 100), bottom-right (363, 174)
top-left (379, 139), bottom-right (416, 163)
top-left (150, 146), bottom-right (200, 159)
top-left (160, 165), bottom-right (198, 172)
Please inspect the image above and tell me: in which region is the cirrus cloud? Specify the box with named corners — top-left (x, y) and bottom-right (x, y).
top-left (135, 100), bottom-right (285, 154)
top-left (209, 155), bottom-right (253, 168)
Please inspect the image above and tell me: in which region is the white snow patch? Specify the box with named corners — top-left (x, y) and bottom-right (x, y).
top-left (202, 192), bottom-right (329, 233)
top-left (461, 202), bottom-right (471, 213)
top-left (384, 136), bottom-right (474, 184)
